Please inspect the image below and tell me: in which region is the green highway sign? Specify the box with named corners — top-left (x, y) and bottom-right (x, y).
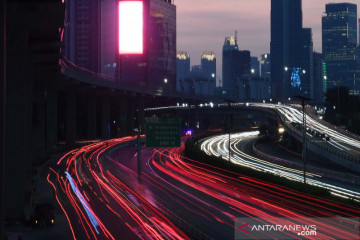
top-left (146, 121), bottom-right (181, 148)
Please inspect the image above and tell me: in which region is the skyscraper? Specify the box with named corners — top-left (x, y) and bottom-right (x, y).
top-left (176, 51), bottom-right (191, 93)
top-left (322, 3), bottom-right (359, 95)
top-left (222, 36), bottom-right (251, 99)
top-left (301, 28), bottom-right (314, 99)
top-left (271, 0), bottom-right (303, 99)
top-left (222, 36), bottom-right (239, 97)
top-left (201, 52), bottom-right (216, 96)
top-left (251, 57), bottom-right (260, 77)
top-left (64, 0), bottom-right (100, 73)
top-left (201, 52), bottom-right (216, 80)
top-left (260, 53), bottom-right (271, 81)
top-left (313, 52), bottom-right (325, 104)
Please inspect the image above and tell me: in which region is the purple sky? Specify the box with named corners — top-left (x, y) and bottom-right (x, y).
top-left (176, 0), bottom-right (360, 77)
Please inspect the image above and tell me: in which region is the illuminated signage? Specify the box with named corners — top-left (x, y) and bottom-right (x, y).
top-left (290, 67), bottom-right (302, 90)
top-left (119, 1), bottom-right (143, 54)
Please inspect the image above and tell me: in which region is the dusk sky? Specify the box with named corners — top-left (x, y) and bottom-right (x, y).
top-left (176, 0), bottom-right (360, 78)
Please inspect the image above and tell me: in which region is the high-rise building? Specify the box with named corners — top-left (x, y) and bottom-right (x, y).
top-left (313, 52), bottom-right (325, 104)
top-left (271, 0), bottom-right (303, 99)
top-left (222, 36), bottom-right (251, 99)
top-left (359, 18), bottom-right (360, 45)
top-left (301, 28), bottom-right (314, 99)
top-left (64, 0), bottom-right (100, 73)
top-left (100, 0), bottom-right (117, 77)
top-left (201, 52), bottom-right (216, 96)
top-left (147, 0), bottom-right (177, 93)
top-left (260, 53), bottom-right (271, 81)
top-left (74, 0), bottom-right (176, 93)
top-left (322, 3), bottom-right (359, 95)
top-left (251, 57), bottom-right (260, 77)
top-left (176, 51), bottom-right (191, 93)
top-left (201, 52), bottom-right (216, 80)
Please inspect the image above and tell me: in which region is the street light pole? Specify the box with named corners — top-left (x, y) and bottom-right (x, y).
top-left (295, 95), bottom-right (311, 184)
top-left (302, 98), bottom-right (306, 184)
top-left (225, 100), bottom-right (231, 163)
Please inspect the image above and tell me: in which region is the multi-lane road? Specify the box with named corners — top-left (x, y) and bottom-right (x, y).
top-left (48, 135), bottom-right (360, 239)
top-left (199, 132), bottom-right (360, 201)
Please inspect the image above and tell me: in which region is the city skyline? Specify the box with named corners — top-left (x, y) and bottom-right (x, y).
top-left (176, 0), bottom-right (360, 77)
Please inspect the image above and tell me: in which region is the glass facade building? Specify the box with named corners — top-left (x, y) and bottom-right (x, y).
top-left (64, 0), bottom-right (100, 73)
top-left (322, 3), bottom-right (359, 95)
top-left (66, 0), bottom-right (176, 94)
top-left (270, 0), bottom-right (303, 99)
top-left (301, 28), bottom-right (314, 99)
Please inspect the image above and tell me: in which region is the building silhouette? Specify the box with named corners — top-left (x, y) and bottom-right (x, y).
top-left (222, 36), bottom-right (251, 99)
top-left (313, 52), bottom-right (326, 104)
top-left (322, 3), bottom-right (359, 95)
top-left (301, 28), bottom-right (314, 99)
top-left (251, 57), bottom-right (260, 77)
top-left (271, 0), bottom-right (303, 99)
top-left (200, 52), bottom-right (216, 96)
top-left (260, 54), bottom-right (271, 81)
top-left (64, 0), bottom-right (100, 73)
top-left (201, 52), bottom-right (216, 80)
top-left (176, 51), bottom-right (191, 93)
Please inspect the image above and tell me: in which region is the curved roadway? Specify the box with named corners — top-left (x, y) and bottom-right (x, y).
top-left (48, 136), bottom-right (360, 239)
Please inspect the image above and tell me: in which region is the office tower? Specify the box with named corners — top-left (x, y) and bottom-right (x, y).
top-left (260, 54), bottom-right (271, 81)
top-left (251, 57), bottom-right (260, 77)
top-left (201, 52), bottom-right (216, 80)
top-left (222, 36), bottom-right (251, 99)
top-left (176, 52), bottom-right (191, 92)
top-left (222, 36), bottom-right (239, 95)
top-left (96, 0), bottom-right (176, 92)
top-left (313, 52), bottom-right (325, 104)
top-left (322, 3), bottom-right (359, 95)
top-left (301, 28), bottom-right (314, 99)
top-left (148, 0), bottom-right (177, 92)
top-left (201, 52), bottom-right (216, 96)
top-left (64, 0), bottom-right (100, 73)
top-left (271, 0), bottom-right (303, 99)
top-left (100, 0), bottom-right (117, 77)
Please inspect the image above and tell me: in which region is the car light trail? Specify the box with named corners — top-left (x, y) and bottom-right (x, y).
top-left (65, 171), bottom-right (100, 235)
top-left (200, 132), bottom-right (360, 202)
top-left (49, 135), bottom-right (360, 239)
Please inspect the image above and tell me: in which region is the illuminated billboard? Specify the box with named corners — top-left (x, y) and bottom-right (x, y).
top-left (119, 1), bottom-right (143, 54)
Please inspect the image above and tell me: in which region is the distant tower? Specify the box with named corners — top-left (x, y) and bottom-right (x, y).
top-left (322, 3), bottom-right (358, 95)
top-left (301, 28), bottom-right (314, 99)
top-left (260, 54), bottom-right (271, 80)
top-left (222, 36), bottom-right (250, 99)
top-left (176, 52), bottom-right (191, 93)
top-left (201, 52), bottom-right (216, 95)
top-left (201, 52), bottom-right (216, 80)
top-left (271, 0), bottom-right (303, 99)
top-left (250, 57), bottom-right (260, 77)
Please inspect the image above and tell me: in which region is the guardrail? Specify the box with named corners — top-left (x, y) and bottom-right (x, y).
top-left (61, 57), bottom-right (216, 101)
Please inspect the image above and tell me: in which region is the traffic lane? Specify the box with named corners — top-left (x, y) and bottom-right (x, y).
top-left (108, 145), bottom-right (358, 239)
top-left (201, 132), bottom-right (360, 201)
top-left (106, 147), bottom-right (234, 239)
